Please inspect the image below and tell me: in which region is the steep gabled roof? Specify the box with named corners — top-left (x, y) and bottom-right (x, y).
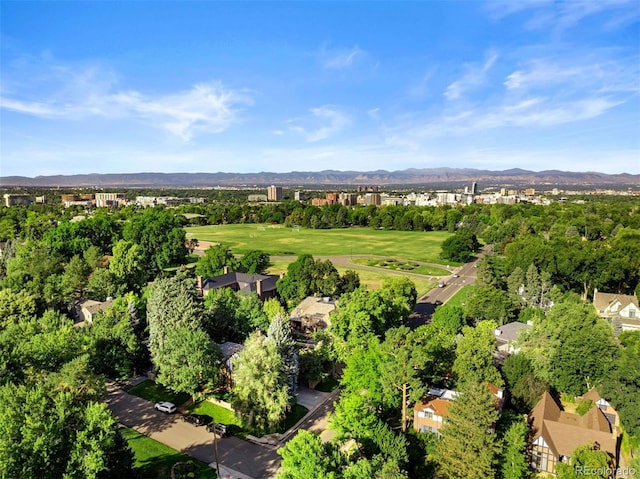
top-left (529, 392), bottom-right (617, 459)
top-left (593, 290), bottom-right (638, 312)
top-left (415, 397), bottom-right (452, 417)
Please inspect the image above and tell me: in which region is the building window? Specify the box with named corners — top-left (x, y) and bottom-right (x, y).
top-left (532, 449), bottom-right (549, 472)
top-left (425, 411), bottom-right (434, 419)
top-left (630, 309), bottom-right (636, 318)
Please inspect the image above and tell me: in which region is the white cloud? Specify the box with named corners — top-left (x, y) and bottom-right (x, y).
top-left (321, 45), bottom-right (364, 70)
top-left (0, 61), bottom-right (253, 140)
top-left (445, 50), bottom-right (499, 100)
top-left (368, 108), bottom-right (381, 120)
top-left (487, 0), bottom-right (640, 33)
top-left (288, 105), bottom-right (351, 142)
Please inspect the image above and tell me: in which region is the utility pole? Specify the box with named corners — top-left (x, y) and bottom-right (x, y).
top-left (212, 421), bottom-right (221, 478)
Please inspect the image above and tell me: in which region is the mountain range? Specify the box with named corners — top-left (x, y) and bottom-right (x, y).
top-left (1, 168), bottom-right (638, 188)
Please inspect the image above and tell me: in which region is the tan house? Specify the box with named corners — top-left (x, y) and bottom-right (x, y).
top-left (593, 289), bottom-right (640, 332)
top-left (75, 299), bottom-right (113, 325)
top-left (413, 385), bottom-right (504, 436)
top-left (289, 296), bottom-right (336, 336)
top-left (529, 391), bottom-right (619, 475)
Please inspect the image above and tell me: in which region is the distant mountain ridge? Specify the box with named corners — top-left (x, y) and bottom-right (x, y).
top-left (1, 168), bottom-right (638, 188)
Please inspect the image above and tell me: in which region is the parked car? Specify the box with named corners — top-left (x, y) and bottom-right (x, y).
top-left (207, 422), bottom-right (230, 437)
top-left (154, 401), bottom-right (176, 414)
top-left (182, 414), bottom-right (212, 426)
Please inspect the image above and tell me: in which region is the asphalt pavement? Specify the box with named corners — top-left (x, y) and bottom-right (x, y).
top-left (407, 252), bottom-right (482, 328)
top-left (106, 386), bottom-right (281, 479)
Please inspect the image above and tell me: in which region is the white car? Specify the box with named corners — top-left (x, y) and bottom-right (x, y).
top-left (438, 282), bottom-right (446, 288)
top-left (154, 401), bottom-right (176, 414)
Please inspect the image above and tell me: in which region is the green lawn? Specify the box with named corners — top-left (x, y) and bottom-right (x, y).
top-left (315, 376), bottom-right (339, 392)
top-left (189, 399), bottom-right (308, 436)
top-left (445, 285), bottom-right (476, 309)
top-left (189, 401), bottom-right (241, 428)
top-left (185, 224), bottom-right (451, 264)
top-left (121, 427), bottom-right (216, 479)
top-left (267, 260), bottom-right (435, 296)
top-left (128, 380), bottom-right (191, 407)
top-left (281, 404), bottom-right (309, 432)
top-left (351, 257), bottom-right (450, 276)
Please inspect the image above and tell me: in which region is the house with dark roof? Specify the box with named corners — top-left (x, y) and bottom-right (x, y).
top-left (593, 289), bottom-right (640, 332)
top-left (413, 384), bottom-right (504, 436)
top-left (197, 267), bottom-right (279, 301)
top-left (529, 391), bottom-right (619, 475)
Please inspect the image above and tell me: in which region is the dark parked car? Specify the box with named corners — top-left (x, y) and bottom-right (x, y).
top-left (182, 414), bottom-right (212, 426)
top-left (207, 422), bottom-right (230, 437)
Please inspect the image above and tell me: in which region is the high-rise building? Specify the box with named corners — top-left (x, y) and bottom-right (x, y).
top-left (471, 182), bottom-right (478, 194)
top-left (294, 191), bottom-right (306, 201)
top-left (267, 185), bottom-right (283, 201)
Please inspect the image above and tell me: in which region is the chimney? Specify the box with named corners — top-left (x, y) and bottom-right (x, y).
top-left (256, 279), bottom-right (263, 298)
top-left (197, 276), bottom-right (203, 296)
top-left (223, 265), bottom-right (229, 274)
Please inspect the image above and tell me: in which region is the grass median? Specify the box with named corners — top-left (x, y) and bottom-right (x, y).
top-left (121, 427), bottom-right (215, 479)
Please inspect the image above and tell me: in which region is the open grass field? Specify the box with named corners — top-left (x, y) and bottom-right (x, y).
top-left (266, 260), bottom-right (436, 296)
top-left (185, 224), bottom-right (451, 264)
top-left (121, 427), bottom-right (216, 479)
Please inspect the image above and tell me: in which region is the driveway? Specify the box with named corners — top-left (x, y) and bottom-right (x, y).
top-left (106, 386), bottom-right (281, 479)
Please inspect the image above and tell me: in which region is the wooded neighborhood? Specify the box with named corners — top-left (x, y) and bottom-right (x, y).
top-left (0, 189), bottom-right (639, 478)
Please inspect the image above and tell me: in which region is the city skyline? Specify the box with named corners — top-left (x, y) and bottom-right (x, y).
top-left (1, 1), bottom-right (639, 177)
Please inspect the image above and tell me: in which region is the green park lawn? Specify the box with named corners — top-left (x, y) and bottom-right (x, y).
top-left (267, 260), bottom-right (435, 296)
top-left (351, 257), bottom-right (450, 276)
top-left (185, 224), bottom-right (451, 264)
top-left (121, 427), bottom-right (216, 479)
top-left (128, 380), bottom-right (191, 407)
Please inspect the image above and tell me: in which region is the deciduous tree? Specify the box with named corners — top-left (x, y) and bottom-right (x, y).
top-left (453, 320), bottom-right (503, 388)
top-left (232, 331), bottom-right (290, 435)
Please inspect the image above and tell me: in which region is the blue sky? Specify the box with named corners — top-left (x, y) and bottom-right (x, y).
top-left (1, 1), bottom-right (639, 177)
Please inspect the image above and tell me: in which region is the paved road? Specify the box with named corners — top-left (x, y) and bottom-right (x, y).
top-left (407, 252), bottom-right (483, 328)
top-left (106, 386), bottom-right (281, 479)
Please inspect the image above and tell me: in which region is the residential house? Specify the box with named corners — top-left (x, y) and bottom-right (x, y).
top-left (413, 384), bottom-right (504, 435)
top-left (216, 341), bottom-right (244, 390)
top-left (197, 268), bottom-right (279, 301)
top-left (493, 321), bottom-right (531, 355)
top-left (593, 289), bottom-right (640, 332)
top-left (528, 391), bottom-right (619, 475)
top-left (75, 299), bottom-right (114, 325)
top-left (580, 388), bottom-right (620, 430)
top-left (289, 296), bottom-right (336, 336)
